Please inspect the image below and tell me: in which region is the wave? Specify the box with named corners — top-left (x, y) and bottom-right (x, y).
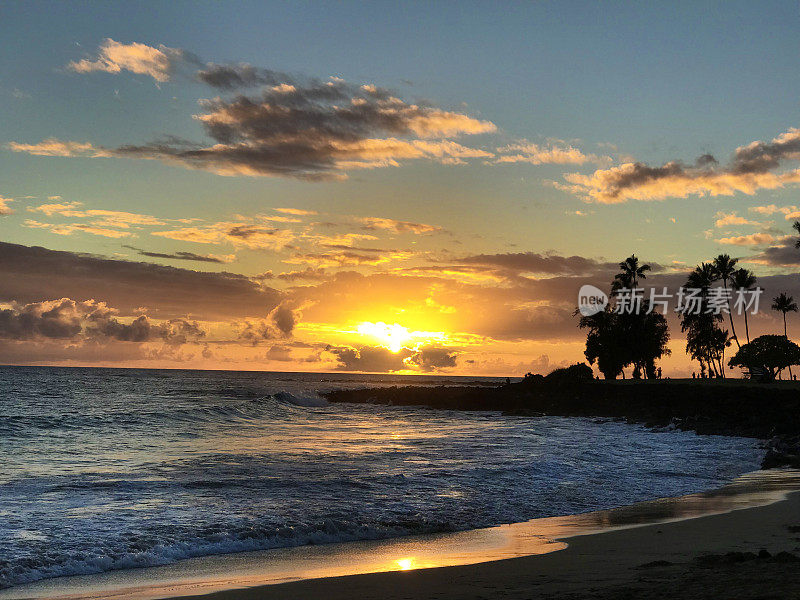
top-left (0, 391), bottom-right (328, 436)
top-left (0, 516), bottom-right (450, 589)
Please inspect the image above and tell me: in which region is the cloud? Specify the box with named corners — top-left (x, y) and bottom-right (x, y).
top-left (750, 204), bottom-right (800, 220)
top-left (276, 267), bottom-right (329, 282)
top-left (23, 219), bottom-right (133, 238)
top-left (275, 207), bottom-right (318, 216)
top-left (326, 343), bottom-right (458, 372)
top-left (560, 128), bottom-right (800, 203)
top-left (356, 217), bottom-right (444, 234)
top-left (0, 297), bottom-right (205, 344)
top-left (404, 347), bottom-right (457, 371)
top-left (327, 344), bottom-right (410, 372)
top-left (716, 233), bottom-right (787, 246)
top-left (285, 250), bottom-right (414, 268)
top-left (0, 242), bottom-right (282, 320)
top-left (744, 236), bottom-right (800, 267)
top-left (453, 252), bottom-right (618, 277)
top-left (11, 76), bottom-right (495, 180)
top-left (714, 211), bottom-right (759, 228)
top-left (28, 202), bottom-right (166, 227)
top-left (238, 301), bottom-right (299, 343)
top-left (7, 139), bottom-right (104, 157)
top-left (124, 246), bottom-right (235, 263)
top-left (151, 222), bottom-right (296, 250)
top-left (196, 63), bottom-right (294, 90)
top-left (0, 196), bottom-right (14, 215)
top-left (495, 141), bottom-right (610, 165)
top-left (67, 39), bottom-right (184, 82)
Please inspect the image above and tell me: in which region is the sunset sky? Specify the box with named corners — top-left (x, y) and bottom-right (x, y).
top-left (2, 1), bottom-right (800, 375)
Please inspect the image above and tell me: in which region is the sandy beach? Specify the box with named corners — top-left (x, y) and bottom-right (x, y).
top-left (177, 482), bottom-right (800, 600)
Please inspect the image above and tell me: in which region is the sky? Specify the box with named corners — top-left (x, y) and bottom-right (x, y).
top-left (1, 0), bottom-right (799, 375)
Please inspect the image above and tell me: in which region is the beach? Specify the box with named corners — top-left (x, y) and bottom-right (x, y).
top-left (178, 484), bottom-right (800, 600)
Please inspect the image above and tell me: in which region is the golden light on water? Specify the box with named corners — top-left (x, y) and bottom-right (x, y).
top-left (356, 321), bottom-right (446, 352)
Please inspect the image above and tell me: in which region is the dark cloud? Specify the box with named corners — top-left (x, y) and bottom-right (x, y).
top-left (405, 347), bottom-right (457, 371)
top-left (745, 237), bottom-right (800, 267)
top-left (124, 245), bottom-right (233, 263)
top-left (328, 344), bottom-right (410, 372)
top-left (196, 64), bottom-right (293, 90)
top-left (0, 298), bottom-right (205, 344)
top-left (454, 252), bottom-right (619, 276)
top-left (237, 301), bottom-right (298, 344)
top-left (277, 268), bottom-right (329, 282)
top-left (0, 242), bottom-right (282, 320)
top-left (12, 77), bottom-right (494, 180)
top-left (0, 298), bottom-right (83, 340)
top-left (327, 344), bottom-right (458, 372)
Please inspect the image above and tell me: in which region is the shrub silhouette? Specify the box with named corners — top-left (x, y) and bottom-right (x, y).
top-left (545, 363), bottom-right (594, 383)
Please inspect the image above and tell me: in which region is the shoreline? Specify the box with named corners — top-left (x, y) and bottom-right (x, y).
top-left (4, 469), bottom-right (799, 600)
top-left (183, 474), bottom-right (800, 600)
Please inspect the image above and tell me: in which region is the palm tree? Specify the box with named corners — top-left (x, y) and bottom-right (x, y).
top-left (712, 254), bottom-right (740, 349)
top-left (793, 221), bottom-right (800, 248)
top-left (732, 268), bottom-right (757, 344)
top-left (686, 262), bottom-right (716, 290)
top-left (771, 292), bottom-right (798, 379)
top-left (614, 254), bottom-right (651, 290)
top-left (682, 263), bottom-right (735, 377)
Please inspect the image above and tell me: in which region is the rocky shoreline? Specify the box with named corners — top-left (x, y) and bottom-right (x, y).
top-left (322, 379), bottom-right (800, 468)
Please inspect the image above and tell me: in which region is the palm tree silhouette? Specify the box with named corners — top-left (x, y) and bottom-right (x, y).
top-left (732, 268), bottom-right (757, 344)
top-left (614, 254), bottom-right (651, 290)
top-left (687, 262), bottom-right (716, 290)
top-left (683, 263), bottom-right (729, 377)
top-left (793, 221), bottom-right (800, 248)
top-left (771, 292), bottom-right (798, 379)
top-left (712, 254), bottom-right (740, 349)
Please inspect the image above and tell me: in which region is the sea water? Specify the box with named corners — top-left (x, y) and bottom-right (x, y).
top-left (0, 366), bottom-right (763, 589)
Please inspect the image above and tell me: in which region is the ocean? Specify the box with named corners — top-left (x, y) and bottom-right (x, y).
top-left (0, 366), bottom-right (764, 590)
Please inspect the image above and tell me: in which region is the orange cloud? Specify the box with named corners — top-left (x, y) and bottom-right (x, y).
top-left (496, 141), bottom-right (610, 165)
top-left (560, 127), bottom-right (800, 203)
top-left (716, 233), bottom-right (789, 246)
top-left (67, 39), bottom-right (183, 82)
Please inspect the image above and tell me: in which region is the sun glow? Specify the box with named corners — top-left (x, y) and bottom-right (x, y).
top-left (356, 321), bottom-right (446, 352)
top-left (395, 557), bottom-right (416, 570)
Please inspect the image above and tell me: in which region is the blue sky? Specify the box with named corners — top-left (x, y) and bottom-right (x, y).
top-left (1, 1), bottom-right (799, 373)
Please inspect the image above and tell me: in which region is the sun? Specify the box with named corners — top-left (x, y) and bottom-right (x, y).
top-left (355, 321), bottom-right (447, 353)
top-left (356, 322), bottom-right (414, 352)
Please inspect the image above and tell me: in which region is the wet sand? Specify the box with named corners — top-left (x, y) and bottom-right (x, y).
top-left (4, 470), bottom-right (799, 600)
top-left (185, 477), bottom-right (800, 600)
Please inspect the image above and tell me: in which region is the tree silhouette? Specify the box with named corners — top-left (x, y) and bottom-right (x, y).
top-left (771, 292), bottom-right (798, 379)
top-left (793, 221), bottom-right (800, 248)
top-left (579, 255), bottom-right (669, 379)
top-left (613, 254), bottom-right (651, 290)
top-left (681, 263), bottom-right (730, 377)
top-left (712, 254), bottom-right (740, 349)
top-left (729, 335), bottom-right (800, 381)
top-left (732, 268), bottom-right (757, 344)
top-left (579, 306), bottom-right (628, 380)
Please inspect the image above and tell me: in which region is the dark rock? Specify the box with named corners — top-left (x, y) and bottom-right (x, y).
top-left (762, 435), bottom-right (800, 469)
top-left (694, 552), bottom-right (758, 566)
top-left (638, 560), bottom-right (674, 568)
top-left (770, 551), bottom-right (800, 563)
